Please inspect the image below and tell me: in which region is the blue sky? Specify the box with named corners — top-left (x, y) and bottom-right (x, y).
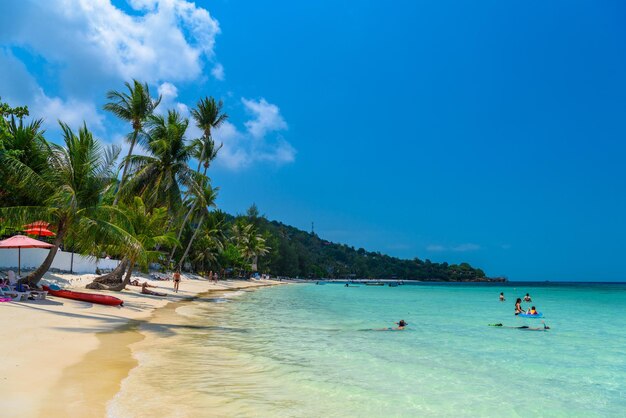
top-left (1, 0), bottom-right (625, 280)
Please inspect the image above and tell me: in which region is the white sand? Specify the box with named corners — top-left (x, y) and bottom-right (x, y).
top-left (0, 271), bottom-right (282, 417)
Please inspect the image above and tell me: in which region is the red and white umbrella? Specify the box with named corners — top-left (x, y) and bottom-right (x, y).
top-left (23, 221), bottom-right (56, 237)
top-left (0, 235), bottom-right (54, 276)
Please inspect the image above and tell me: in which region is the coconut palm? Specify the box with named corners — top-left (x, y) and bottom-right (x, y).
top-left (177, 179), bottom-right (219, 270)
top-left (122, 110), bottom-right (194, 212)
top-left (0, 122), bottom-right (123, 286)
top-left (104, 80), bottom-right (161, 205)
top-left (88, 197), bottom-right (177, 290)
top-left (231, 221), bottom-right (270, 273)
top-left (190, 224), bottom-right (224, 272)
top-left (0, 117), bottom-right (48, 206)
top-left (190, 97), bottom-right (227, 174)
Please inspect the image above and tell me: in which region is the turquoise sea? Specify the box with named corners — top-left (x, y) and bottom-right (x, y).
top-left (109, 282), bottom-right (626, 417)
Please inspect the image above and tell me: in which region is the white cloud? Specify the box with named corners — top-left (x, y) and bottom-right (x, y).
top-left (426, 243), bottom-right (481, 252)
top-left (242, 98), bottom-right (288, 138)
top-left (156, 82), bottom-right (189, 116)
top-left (214, 99), bottom-right (296, 170)
top-left (452, 243), bottom-right (481, 252)
top-left (211, 63), bottom-right (225, 81)
top-left (0, 1), bottom-right (295, 171)
top-left (0, 0), bottom-right (220, 86)
top-left (34, 94), bottom-right (104, 132)
top-left (0, 0), bottom-right (219, 136)
top-left (0, 48), bottom-right (103, 132)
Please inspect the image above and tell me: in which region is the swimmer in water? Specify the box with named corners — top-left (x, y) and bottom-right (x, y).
top-left (374, 320), bottom-right (408, 331)
top-left (523, 293), bottom-right (532, 302)
top-left (489, 321), bottom-right (550, 331)
top-left (499, 292), bottom-right (505, 302)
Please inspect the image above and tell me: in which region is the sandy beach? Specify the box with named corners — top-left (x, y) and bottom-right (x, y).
top-left (0, 271), bottom-right (282, 418)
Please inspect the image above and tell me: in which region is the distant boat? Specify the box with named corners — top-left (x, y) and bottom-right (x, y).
top-left (365, 282), bottom-right (385, 286)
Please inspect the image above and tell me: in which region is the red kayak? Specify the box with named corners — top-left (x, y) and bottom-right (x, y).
top-left (42, 285), bottom-right (123, 306)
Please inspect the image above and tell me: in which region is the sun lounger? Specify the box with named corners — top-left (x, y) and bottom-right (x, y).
top-left (29, 290), bottom-right (48, 300)
top-left (0, 287), bottom-right (30, 301)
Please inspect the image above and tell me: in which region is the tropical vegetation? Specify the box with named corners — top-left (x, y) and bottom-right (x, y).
top-left (0, 88), bottom-right (490, 290)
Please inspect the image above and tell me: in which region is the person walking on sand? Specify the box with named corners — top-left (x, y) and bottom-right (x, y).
top-left (213, 272), bottom-right (218, 283)
top-left (173, 270), bottom-right (181, 293)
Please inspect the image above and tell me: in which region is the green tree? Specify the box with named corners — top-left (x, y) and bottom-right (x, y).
top-left (0, 122), bottom-right (122, 286)
top-left (104, 80), bottom-right (161, 205)
top-left (177, 179), bottom-right (219, 270)
top-left (190, 97), bottom-right (227, 176)
top-left (123, 110), bottom-right (193, 211)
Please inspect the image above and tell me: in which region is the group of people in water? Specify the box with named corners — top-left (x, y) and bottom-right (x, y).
top-left (500, 292), bottom-right (539, 316)
top-left (496, 290), bottom-right (549, 330)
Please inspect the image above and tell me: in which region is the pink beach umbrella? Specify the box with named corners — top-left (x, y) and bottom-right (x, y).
top-left (0, 235), bottom-right (54, 276)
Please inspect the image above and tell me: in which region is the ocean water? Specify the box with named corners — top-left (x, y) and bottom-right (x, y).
top-left (108, 283), bottom-right (626, 417)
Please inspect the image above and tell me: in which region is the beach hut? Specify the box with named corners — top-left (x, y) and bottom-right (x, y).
top-left (0, 235), bottom-right (54, 276)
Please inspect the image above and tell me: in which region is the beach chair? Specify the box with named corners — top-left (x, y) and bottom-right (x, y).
top-left (0, 287), bottom-right (30, 301)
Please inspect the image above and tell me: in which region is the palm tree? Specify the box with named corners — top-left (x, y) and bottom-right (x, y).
top-left (0, 122), bottom-right (122, 286)
top-left (190, 97), bottom-right (227, 174)
top-left (0, 116), bottom-right (48, 206)
top-left (177, 179), bottom-right (219, 270)
top-left (122, 110), bottom-right (194, 212)
top-left (231, 221), bottom-right (270, 274)
top-left (169, 98), bottom-right (226, 260)
top-left (88, 197), bottom-right (176, 290)
top-left (104, 80), bottom-right (161, 205)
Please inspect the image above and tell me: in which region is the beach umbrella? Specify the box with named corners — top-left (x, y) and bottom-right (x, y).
top-left (23, 221), bottom-right (55, 237)
top-left (24, 227), bottom-right (56, 237)
top-left (23, 221), bottom-right (50, 229)
top-left (0, 235), bottom-right (54, 276)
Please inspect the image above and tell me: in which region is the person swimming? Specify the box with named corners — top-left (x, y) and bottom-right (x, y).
top-left (489, 321), bottom-right (550, 331)
top-left (374, 320), bottom-right (408, 331)
top-left (499, 292), bottom-right (505, 302)
top-left (514, 298), bottom-right (524, 315)
top-left (523, 293), bottom-right (532, 302)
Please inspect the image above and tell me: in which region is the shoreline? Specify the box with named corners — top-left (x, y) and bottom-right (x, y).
top-left (0, 271), bottom-right (283, 418)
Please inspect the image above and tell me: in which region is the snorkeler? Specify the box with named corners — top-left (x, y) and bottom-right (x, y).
top-left (489, 321), bottom-right (550, 331)
top-left (396, 320), bottom-right (408, 329)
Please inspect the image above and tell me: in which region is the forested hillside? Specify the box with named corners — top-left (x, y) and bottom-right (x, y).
top-left (239, 210), bottom-right (494, 281)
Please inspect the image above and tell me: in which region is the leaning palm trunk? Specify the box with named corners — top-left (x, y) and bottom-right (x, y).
top-left (167, 203), bottom-right (196, 267)
top-left (22, 226), bottom-right (66, 287)
top-left (86, 258), bottom-right (129, 288)
top-left (177, 214), bottom-right (204, 271)
top-left (113, 129), bottom-right (138, 205)
top-left (106, 260), bottom-right (135, 291)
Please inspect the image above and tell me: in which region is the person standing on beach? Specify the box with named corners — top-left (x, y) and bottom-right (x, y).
top-left (213, 272), bottom-right (218, 283)
top-left (173, 270), bottom-right (181, 293)
top-left (208, 270), bottom-right (213, 284)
